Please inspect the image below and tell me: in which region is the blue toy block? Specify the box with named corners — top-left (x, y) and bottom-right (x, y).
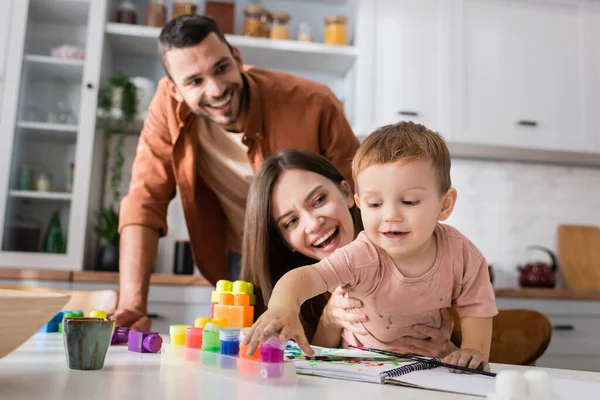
top-left (38, 309), bottom-right (84, 333)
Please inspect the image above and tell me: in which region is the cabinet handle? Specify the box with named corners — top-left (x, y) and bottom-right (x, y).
top-left (86, 83), bottom-right (93, 89)
top-left (517, 120), bottom-right (538, 127)
top-left (398, 111), bottom-right (419, 117)
top-left (147, 313), bottom-right (162, 320)
top-left (552, 324), bottom-right (574, 331)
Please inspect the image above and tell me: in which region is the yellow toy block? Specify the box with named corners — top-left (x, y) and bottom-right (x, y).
top-left (211, 280), bottom-right (256, 305)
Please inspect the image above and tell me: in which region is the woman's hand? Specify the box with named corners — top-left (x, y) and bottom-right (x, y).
top-left (322, 287), bottom-right (369, 335)
top-left (394, 308), bottom-right (459, 358)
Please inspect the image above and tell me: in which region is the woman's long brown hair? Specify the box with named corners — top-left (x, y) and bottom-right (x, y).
top-left (241, 149), bottom-right (362, 340)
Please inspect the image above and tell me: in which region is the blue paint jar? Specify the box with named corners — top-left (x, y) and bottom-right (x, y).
top-left (219, 327), bottom-right (240, 369)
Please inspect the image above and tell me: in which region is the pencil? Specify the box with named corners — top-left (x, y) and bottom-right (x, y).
top-left (348, 345), bottom-right (497, 378)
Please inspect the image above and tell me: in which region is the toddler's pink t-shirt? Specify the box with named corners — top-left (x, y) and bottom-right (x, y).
top-left (313, 223), bottom-right (498, 352)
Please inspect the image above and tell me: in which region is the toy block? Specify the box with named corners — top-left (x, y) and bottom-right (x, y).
top-left (211, 280), bottom-right (256, 317)
top-left (127, 330), bottom-right (163, 353)
top-left (212, 293), bottom-right (254, 328)
top-left (111, 325), bottom-right (130, 345)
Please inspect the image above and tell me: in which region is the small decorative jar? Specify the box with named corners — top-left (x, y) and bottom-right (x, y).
top-left (243, 5), bottom-right (268, 37)
top-left (297, 21), bottom-right (313, 42)
top-left (172, 2), bottom-right (198, 19)
top-left (269, 12), bottom-right (291, 40)
top-left (145, 0), bottom-right (167, 27)
top-left (116, 1), bottom-right (137, 25)
top-left (324, 15), bottom-right (348, 46)
top-left (36, 173), bottom-right (52, 192)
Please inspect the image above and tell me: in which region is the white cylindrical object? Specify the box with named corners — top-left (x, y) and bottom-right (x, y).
top-left (495, 370), bottom-right (527, 397)
top-left (524, 370), bottom-right (554, 397)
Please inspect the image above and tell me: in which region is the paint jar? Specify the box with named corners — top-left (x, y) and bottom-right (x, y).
top-left (269, 12), bottom-right (290, 40)
top-left (239, 328), bottom-right (261, 374)
top-left (260, 337), bottom-right (286, 378)
top-left (324, 15), bottom-right (348, 46)
top-left (186, 327), bottom-right (203, 349)
top-left (169, 324), bottom-right (191, 346)
top-left (220, 327), bottom-right (240, 369)
top-left (202, 323), bottom-right (220, 365)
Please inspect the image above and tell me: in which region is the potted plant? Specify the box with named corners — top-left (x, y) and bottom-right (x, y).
top-left (94, 72), bottom-right (138, 271)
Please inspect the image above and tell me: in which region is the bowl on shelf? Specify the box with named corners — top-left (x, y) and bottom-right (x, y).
top-left (0, 289), bottom-right (70, 359)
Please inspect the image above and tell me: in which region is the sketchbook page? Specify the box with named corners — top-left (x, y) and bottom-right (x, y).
top-left (294, 359), bottom-right (415, 384)
top-left (391, 367), bottom-right (600, 399)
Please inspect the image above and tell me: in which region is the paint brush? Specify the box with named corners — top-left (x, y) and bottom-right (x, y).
top-left (348, 345), bottom-right (497, 378)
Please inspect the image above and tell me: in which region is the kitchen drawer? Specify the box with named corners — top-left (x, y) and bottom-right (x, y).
top-left (496, 298), bottom-right (600, 318)
top-left (536, 355), bottom-right (600, 373)
top-left (545, 315), bottom-right (600, 356)
top-left (146, 302), bottom-right (212, 335)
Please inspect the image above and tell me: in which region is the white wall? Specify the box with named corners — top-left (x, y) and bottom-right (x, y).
top-left (115, 134), bottom-right (600, 283)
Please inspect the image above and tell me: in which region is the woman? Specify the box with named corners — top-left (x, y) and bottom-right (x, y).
top-left (241, 149), bottom-right (457, 355)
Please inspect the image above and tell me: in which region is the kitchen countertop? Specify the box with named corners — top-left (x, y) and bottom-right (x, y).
top-left (2, 267), bottom-right (600, 299)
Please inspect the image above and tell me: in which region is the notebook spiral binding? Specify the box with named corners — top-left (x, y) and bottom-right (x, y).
top-left (381, 360), bottom-right (439, 379)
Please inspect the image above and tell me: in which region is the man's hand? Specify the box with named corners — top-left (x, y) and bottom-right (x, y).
top-left (242, 306), bottom-right (313, 357)
top-left (323, 287), bottom-right (368, 335)
top-left (442, 348), bottom-right (490, 373)
top-left (393, 308), bottom-right (459, 358)
top-left (107, 307), bottom-right (151, 331)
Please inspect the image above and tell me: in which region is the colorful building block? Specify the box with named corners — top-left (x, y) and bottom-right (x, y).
top-left (212, 292), bottom-right (254, 328)
top-left (111, 325), bottom-right (130, 345)
top-left (39, 310), bottom-right (83, 333)
top-left (211, 280), bottom-right (255, 318)
top-left (127, 330), bottom-right (163, 353)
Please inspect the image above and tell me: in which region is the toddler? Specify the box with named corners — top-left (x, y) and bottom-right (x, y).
top-left (243, 122), bottom-right (498, 371)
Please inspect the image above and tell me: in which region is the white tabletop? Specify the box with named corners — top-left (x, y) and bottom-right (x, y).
top-left (2, 334), bottom-right (600, 400)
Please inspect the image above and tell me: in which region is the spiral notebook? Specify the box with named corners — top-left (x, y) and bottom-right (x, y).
top-left (285, 346), bottom-right (600, 398)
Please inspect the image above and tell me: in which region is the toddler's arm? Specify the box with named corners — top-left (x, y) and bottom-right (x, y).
top-left (243, 265), bottom-right (328, 356)
top-left (443, 316), bottom-right (492, 372)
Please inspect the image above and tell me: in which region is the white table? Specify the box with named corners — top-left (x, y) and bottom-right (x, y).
top-left (2, 334), bottom-right (600, 400)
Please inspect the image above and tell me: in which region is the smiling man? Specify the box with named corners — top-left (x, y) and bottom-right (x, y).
top-left (112, 15), bottom-right (359, 330)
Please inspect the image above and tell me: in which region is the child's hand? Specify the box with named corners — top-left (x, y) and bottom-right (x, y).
top-left (442, 348), bottom-right (490, 373)
top-left (242, 306), bottom-right (314, 357)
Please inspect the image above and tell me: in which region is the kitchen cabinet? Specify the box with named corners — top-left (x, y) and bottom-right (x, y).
top-left (497, 298), bottom-right (600, 372)
top-left (371, 0), bottom-right (451, 136)
top-left (593, 1), bottom-right (600, 151)
top-left (0, 0), bottom-right (107, 270)
top-left (0, 0), bottom-right (14, 122)
top-left (449, 0), bottom-right (594, 152)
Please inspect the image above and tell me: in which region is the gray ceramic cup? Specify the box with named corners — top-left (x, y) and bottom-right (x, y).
top-left (63, 317), bottom-right (115, 370)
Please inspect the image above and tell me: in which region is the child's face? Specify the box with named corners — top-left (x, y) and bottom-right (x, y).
top-left (354, 160), bottom-right (456, 261)
top-left (271, 169), bottom-right (356, 261)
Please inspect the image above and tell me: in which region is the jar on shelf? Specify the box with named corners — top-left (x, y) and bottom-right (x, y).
top-left (145, 0), bottom-right (167, 28)
top-left (36, 173), bottom-right (52, 192)
top-left (324, 15), bottom-right (348, 46)
top-left (116, 1), bottom-right (137, 25)
top-left (172, 2), bottom-right (198, 20)
top-left (297, 21), bottom-right (313, 42)
top-left (269, 12), bottom-right (291, 40)
top-left (243, 5), bottom-right (268, 38)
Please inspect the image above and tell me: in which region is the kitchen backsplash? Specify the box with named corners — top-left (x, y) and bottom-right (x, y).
top-left (114, 136), bottom-right (600, 287)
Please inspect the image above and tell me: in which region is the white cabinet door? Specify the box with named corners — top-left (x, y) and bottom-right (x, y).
top-left (0, 0), bottom-right (14, 117)
top-left (593, 1), bottom-right (600, 151)
top-left (373, 0), bottom-right (450, 135)
top-left (450, 0), bottom-right (593, 152)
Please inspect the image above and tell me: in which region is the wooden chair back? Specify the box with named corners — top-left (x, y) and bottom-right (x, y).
top-left (0, 284), bottom-right (118, 316)
top-left (451, 308), bottom-right (551, 365)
